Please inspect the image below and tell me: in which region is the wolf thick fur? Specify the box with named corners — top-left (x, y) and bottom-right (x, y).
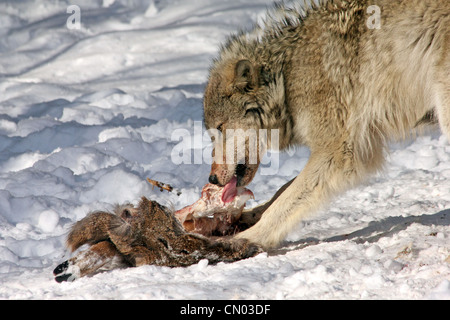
top-left (203, 0), bottom-right (450, 249)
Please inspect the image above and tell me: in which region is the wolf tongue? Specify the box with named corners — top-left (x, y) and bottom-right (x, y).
top-left (221, 176), bottom-right (238, 203)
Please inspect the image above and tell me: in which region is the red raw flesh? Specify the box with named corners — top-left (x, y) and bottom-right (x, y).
top-left (174, 181), bottom-right (253, 236)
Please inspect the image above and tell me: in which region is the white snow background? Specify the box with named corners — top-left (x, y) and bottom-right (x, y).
top-left (0, 0), bottom-right (448, 300)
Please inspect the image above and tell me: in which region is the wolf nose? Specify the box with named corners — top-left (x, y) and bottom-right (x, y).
top-left (209, 175), bottom-right (219, 185)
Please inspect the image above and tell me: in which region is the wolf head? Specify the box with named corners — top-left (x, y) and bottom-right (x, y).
top-left (203, 57), bottom-right (287, 192)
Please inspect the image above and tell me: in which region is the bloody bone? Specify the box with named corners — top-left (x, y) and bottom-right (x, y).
top-left (174, 176), bottom-right (254, 236)
top-left (147, 176), bottom-right (254, 236)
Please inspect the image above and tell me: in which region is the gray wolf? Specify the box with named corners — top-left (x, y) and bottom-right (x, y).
top-left (203, 0), bottom-right (450, 249)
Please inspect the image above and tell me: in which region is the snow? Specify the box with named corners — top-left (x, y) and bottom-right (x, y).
top-left (0, 0), bottom-right (448, 300)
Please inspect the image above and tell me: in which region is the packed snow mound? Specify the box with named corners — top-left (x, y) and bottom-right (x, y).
top-left (0, 0), bottom-right (448, 299)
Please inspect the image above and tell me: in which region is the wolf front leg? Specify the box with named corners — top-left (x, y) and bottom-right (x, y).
top-left (239, 178), bottom-right (295, 229)
top-left (235, 146), bottom-right (377, 249)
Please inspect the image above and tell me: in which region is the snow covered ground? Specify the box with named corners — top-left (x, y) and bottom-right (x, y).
top-left (0, 0), bottom-right (448, 300)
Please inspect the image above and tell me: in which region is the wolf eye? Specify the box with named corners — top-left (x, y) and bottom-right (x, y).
top-left (216, 123), bottom-right (223, 132)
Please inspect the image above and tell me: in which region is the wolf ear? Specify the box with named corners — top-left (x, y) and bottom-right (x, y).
top-left (234, 59), bottom-right (258, 92)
